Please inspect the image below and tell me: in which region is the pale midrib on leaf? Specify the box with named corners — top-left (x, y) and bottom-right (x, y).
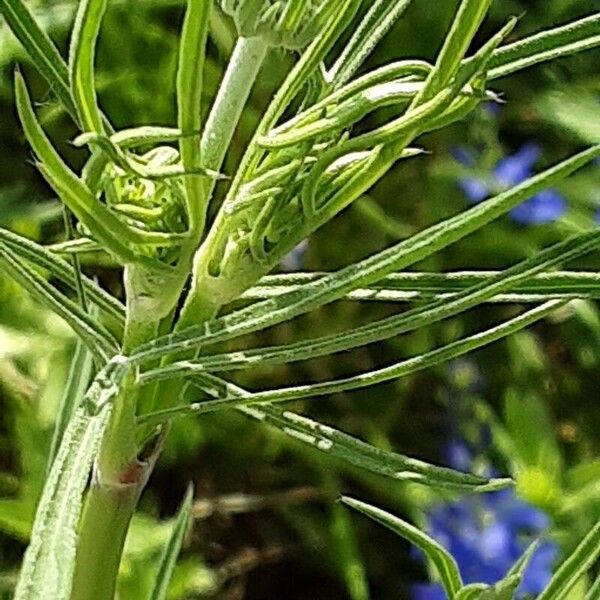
top-left (131, 146), bottom-right (600, 365)
top-left (138, 300), bottom-right (565, 423)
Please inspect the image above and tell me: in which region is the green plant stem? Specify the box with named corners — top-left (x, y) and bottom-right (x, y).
top-left (70, 374), bottom-right (145, 600)
top-left (201, 36), bottom-right (268, 187)
top-left (71, 479), bottom-right (142, 600)
top-left (72, 40), bottom-right (270, 597)
top-left (72, 264), bottom-right (171, 599)
top-left (179, 35), bottom-right (268, 328)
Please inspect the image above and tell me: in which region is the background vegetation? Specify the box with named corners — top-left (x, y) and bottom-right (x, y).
top-left (0, 1), bottom-right (598, 598)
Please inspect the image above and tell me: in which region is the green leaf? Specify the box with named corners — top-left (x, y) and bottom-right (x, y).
top-left (139, 300), bottom-right (565, 423)
top-left (140, 229), bottom-right (598, 382)
top-left (235, 400), bottom-right (510, 492)
top-left (584, 575), bottom-right (600, 600)
top-left (413, 0), bottom-right (492, 105)
top-left (455, 584), bottom-right (491, 599)
top-left (14, 70), bottom-right (177, 271)
top-left (0, 226), bottom-right (125, 327)
top-left (62, 205), bottom-right (88, 313)
top-left (342, 497), bottom-right (463, 599)
top-left (147, 484), bottom-right (194, 600)
top-left (14, 357), bottom-right (129, 600)
top-left (176, 0), bottom-right (211, 239)
top-left (131, 145), bottom-right (600, 365)
top-left (488, 13), bottom-right (600, 79)
top-left (69, 0), bottom-right (107, 133)
top-left (46, 339), bottom-right (94, 474)
top-left (329, 0), bottom-right (414, 86)
top-left (188, 374), bottom-right (510, 492)
top-left (506, 539), bottom-right (540, 581)
top-left (538, 520), bottom-right (600, 600)
top-left (0, 241), bottom-right (118, 362)
top-left (456, 540), bottom-right (542, 600)
top-left (0, 0), bottom-right (77, 119)
top-left (244, 270), bottom-right (600, 303)
top-left (455, 576), bottom-right (521, 600)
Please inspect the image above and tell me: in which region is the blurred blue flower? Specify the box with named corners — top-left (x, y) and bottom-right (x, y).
top-left (280, 239), bottom-right (308, 271)
top-left (453, 143), bottom-right (567, 225)
top-left (412, 441), bottom-right (557, 599)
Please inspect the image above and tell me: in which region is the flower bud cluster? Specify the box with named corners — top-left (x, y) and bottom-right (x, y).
top-left (220, 0), bottom-right (327, 49)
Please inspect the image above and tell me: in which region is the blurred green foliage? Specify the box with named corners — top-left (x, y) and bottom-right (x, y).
top-left (0, 1), bottom-right (598, 598)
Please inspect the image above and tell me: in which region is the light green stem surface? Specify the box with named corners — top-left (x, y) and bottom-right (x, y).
top-left (71, 480), bottom-right (142, 600)
top-left (70, 36), bottom-right (269, 600)
top-left (180, 36), bottom-right (268, 328)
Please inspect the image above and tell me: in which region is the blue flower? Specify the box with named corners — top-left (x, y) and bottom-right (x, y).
top-left (454, 143), bottom-right (567, 225)
top-left (412, 441), bottom-right (558, 599)
top-left (280, 239), bottom-right (308, 271)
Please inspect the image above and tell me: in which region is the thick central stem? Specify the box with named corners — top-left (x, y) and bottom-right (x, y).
top-left (71, 479), bottom-right (142, 600)
top-left (70, 37), bottom-right (269, 600)
top-left (180, 36), bottom-right (268, 328)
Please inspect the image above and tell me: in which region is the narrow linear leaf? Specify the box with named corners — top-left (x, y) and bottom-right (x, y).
top-left (188, 373), bottom-right (509, 492)
top-left (73, 132), bottom-right (224, 181)
top-left (62, 206), bottom-right (88, 312)
top-left (414, 0), bottom-right (492, 105)
top-left (341, 496), bottom-right (463, 598)
top-left (584, 575), bottom-right (600, 600)
top-left (132, 146), bottom-right (600, 365)
top-left (46, 339), bottom-right (94, 475)
top-left (0, 242), bottom-right (118, 361)
top-left (141, 231), bottom-right (597, 381)
top-left (456, 541), bottom-right (543, 600)
top-left (0, 226), bottom-right (125, 325)
top-left (14, 357), bottom-right (129, 600)
top-left (243, 287), bottom-right (596, 304)
top-left (506, 539), bottom-right (540, 580)
top-left (148, 484), bottom-right (194, 600)
top-left (489, 13), bottom-right (600, 79)
top-left (139, 300), bottom-right (564, 422)
top-left (455, 584), bottom-right (491, 599)
top-left (0, 0), bottom-right (77, 119)
top-left (177, 0), bottom-right (211, 239)
top-left (47, 237), bottom-right (103, 256)
top-left (14, 71), bottom-right (176, 271)
top-left (69, 0), bottom-right (107, 132)
top-left (253, 270), bottom-right (600, 297)
top-left (538, 520), bottom-right (600, 600)
top-left (238, 403), bottom-right (510, 492)
top-left (329, 0), bottom-right (414, 87)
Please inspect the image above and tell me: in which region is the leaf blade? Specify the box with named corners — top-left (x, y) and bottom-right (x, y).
top-left (14, 358), bottom-right (129, 600)
top-left (176, 0), bottom-right (211, 240)
top-left (0, 0), bottom-right (77, 119)
top-left (69, 0), bottom-right (107, 132)
top-left (342, 496), bottom-right (463, 598)
top-left (0, 241), bottom-right (118, 361)
top-left (140, 230), bottom-right (598, 382)
top-left (138, 299), bottom-right (566, 421)
top-left (489, 13), bottom-right (600, 79)
top-left (538, 520), bottom-right (600, 600)
top-left (131, 145), bottom-right (600, 365)
top-left (147, 485), bottom-right (194, 600)
top-left (46, 339), bottom-right (95, 475)
top-left (0, 226), bottom-right (125, 326)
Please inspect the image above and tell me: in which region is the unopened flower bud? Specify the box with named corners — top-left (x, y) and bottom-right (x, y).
top-left (220, 0), bottom-right (330, 49)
